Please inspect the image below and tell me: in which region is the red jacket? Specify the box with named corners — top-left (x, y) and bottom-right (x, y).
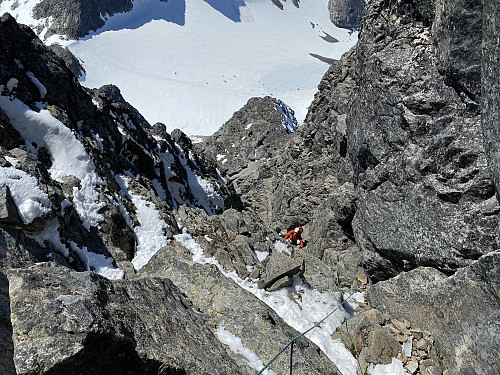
top-left (284, 229), bottom-right (303, 247)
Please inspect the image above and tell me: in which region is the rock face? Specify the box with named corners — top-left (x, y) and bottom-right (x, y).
top-left (31, 0), bottom-right (133, 39)
top-left (346, 0), bottom-right (498, 281)
top-left (8, 264), bottom-right (246, 375)
top-left (367, 251), bottom-right (500, 375)
top-left (433, 0), bottom-right (483, 99)
top-left (328, 0), bottom-right (365, 29)
top-left (482, 0), bottom-right (500, 198)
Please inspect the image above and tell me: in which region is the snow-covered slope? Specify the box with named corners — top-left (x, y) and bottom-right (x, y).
top-left (2, 0), bottom-right (357, 135)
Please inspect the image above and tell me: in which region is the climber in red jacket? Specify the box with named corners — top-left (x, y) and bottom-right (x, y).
top-left (284, 226), bottom-right (304, 248)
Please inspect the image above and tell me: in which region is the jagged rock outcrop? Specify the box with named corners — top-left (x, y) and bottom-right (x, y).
top-left (8, 264), bottom-right (247, 375)
top-left (328, 0), bottom-right (365, 29)
top-left (28, 0), bottom-right (133, 39)
top-left (48, 44), bottom-right (85, 78)
top-left (367, 251), bottom-right (500, 375)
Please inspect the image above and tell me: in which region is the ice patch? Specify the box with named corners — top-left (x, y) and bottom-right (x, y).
top-left (275, 99), bottom-right (298, 134)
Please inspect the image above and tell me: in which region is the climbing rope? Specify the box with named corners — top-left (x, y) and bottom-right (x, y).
top-left (256, 284), bottom-right (367, 375)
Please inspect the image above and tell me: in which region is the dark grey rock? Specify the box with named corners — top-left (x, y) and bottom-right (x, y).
top-left (433, 0), bottom-right (483, 100)
top-left (48, 43), bottom-right (85, 78)
top-left (258, 251), bottom-right (302, 290)
top-left (328, 0), bottom-right (365, 29)
top-left (0, 109), bottom-right (24, 150)
top-left (367, 251), bottom-right (500, 375)
top-left (482, 0), bottom-right (500, 199)
top-left (0, 186), bottom-right (22, 226)
top-left (8, 264), bottom-right (247, 375)
top-left (266, 275), bottom-right (293, 292)
top-left (0, 270), bottom-right (15, 375)
top-left (31, 0), bottom-right (133, 39)
top-left (342, 0), bottom-right (499, 281)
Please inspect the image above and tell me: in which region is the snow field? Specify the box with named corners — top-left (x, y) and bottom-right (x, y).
top-left (66, 0), bottom-right (357, 135)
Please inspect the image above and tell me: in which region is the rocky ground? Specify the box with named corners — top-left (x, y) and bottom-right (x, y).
top-left (0, 0), bottom-right (499, 374)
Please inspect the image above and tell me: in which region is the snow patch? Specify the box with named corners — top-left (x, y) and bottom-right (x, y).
top-left (115, 174), bottom-right (169, 270)
top-left (31, 219), bottom-right (124, 279)
top-left (255, 250), bottom-right (269, 262)
top-left (0, 93), bottom-right (105, 230)
top-left (368, 358), bottom-right (409, 375)
top-left (70, 241), bottom-right (124, 280)
top-left (26, 72), bottom-right (47, 99)
top-left (274, 240), bottom-right (291, 255)
top-left (0, 166), bottom-right (51, 224)
top-left (6, 78), bottom-right (18, 92)
top-left (175, 231), bottom-right (360, 375)
top-left (216, 324), bottom-right (277, 375)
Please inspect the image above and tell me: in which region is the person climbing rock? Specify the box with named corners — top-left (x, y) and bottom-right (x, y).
top-left (284, 226), bottom-right (304, 248)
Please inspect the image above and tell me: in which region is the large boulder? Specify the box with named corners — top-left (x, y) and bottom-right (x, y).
top-left (8, 264), bottom-right (247, 375)
top-left (367, 251), bottom-right (500, 375)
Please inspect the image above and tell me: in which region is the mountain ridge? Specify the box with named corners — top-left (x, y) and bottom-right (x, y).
top-left (0, 0), bottom-right (499, 374)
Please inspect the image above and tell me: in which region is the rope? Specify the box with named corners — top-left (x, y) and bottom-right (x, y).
top-left (256, 284), bottom-right (366, 375)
